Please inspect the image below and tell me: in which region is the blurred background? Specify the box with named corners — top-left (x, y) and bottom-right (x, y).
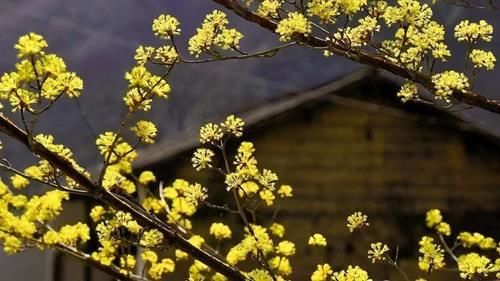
top-left (0, 0), bottom-right (499, 280)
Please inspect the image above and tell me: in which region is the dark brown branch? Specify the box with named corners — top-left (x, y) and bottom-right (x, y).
top-left (0, 113), bottom-right (246, 281)
top-left (210, 0), bottom-right (500, 114)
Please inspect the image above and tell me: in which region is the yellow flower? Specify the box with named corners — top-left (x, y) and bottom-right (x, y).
top-left (257, 169), bottom-right (278, 190)
top-left (148, 258), bottom-right (175, 280)
top-left (269, 223), bottom-right (285, 238)
top-left (259, 189), bottom-right (275, 206)
top-left (470, 49), bottom-right (496, 70)
top-left (119, 254), bottom-right (136, 273)
top-left (221, 115), bottom-right (245, 137)
top-left (436, 222), bottom-right (451, 236)
top-left (368, 242), bottom-right (389, 263)
top-left (383, 0), bottom-right (432, 27)
top-left (125, 66), bottom-right (151, 88)
top-left (140, 229), bottom-right (164, 247)
top-left (10, 174), bottom-right (29, 189)
top-left (131, 120), bottom-right (157, 144)
top-left (425, 209), bottom-right (442, 228)
top-left (454, 20), bottom-right (493, 43)
top-left (307, 0), bottom-right (338, 23)
top-left (458, 232), bottom-right (496, 250)
top-left (457, 253), bottom-right (495, 280)
top-left (0, 72), bottom-right (20, 96)
top-left (152, 14), bottom-right (181, 38)
top-left (397, 81), bottom-right (418, 102)
top-left (90, 205), bottom-right (106, 222)
top-left (257, 0), bottom-right (282, 18)
top-left (338, 0), bottom-right (368, 15)
top-left (188, 10), bottom-right (241, 57)
top-left (332, 265), bottom-right (372, 281)
top-left (134, 45), bottom-right (155, 65)
top-left (238, 181), bottom-right (259, 197)
top-left (311, 264), bottom-right (333, 281)
top-left (224, 172), bottom-right (244, 191)
top-left (191, 148), bottom-right (215, 171)
top-left (57, 72), bottom-right (84, 98)
top-left (308, 233), bottom-right (327, 246)
top-left (418, 236), bottom-right (445, 272)
top-left (276, 12), bottom-right (312, 42)
top-left (139, 170), bottom-right (156, 185)
top-left (431, 70), bottom-right (469, 101)
top-left (2, 235), bottom-right (22, 254)
top-left (14, 33), bottom-right (48, 58)
top-left (142, 250), bottom-right (158, 263)
top-left (277, 184), bottom-right (293, 198)
top-left (209, 222), bottom-right (232, 240)
top-left (268, 256), bottom-right (292, 276)
top-left (199, 123), bottom-right (223, 144)
top-left (215, 28), bottom-right (243, 50)
top-left (155, 46), bottom-right (178, 64)
top-left (347, 211), bottom-right (369, 232)
top-left (247, 269), bottom-right (273, 281)
top-left (276, 240), bottom-right (296, 256)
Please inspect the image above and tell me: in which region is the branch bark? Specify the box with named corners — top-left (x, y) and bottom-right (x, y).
top-left (0, 113), bottom-right (246, 281)
top-left (210, 0), bottom-right (500, 114)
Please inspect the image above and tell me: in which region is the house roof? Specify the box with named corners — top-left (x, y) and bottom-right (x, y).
top-left (133, 67), bottom-right (500, 170)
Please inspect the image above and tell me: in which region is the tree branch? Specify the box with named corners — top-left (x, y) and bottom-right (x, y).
top-left (0, 113), bottom-right (246, 281)
top-left (210, 0), bottom-right (500, 114)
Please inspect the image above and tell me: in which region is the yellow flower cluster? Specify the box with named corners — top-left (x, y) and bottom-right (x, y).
top-left (459, 253), bottom-right (498, 280)
top-left (418, 236), bottom-right (445, 272)
top-left (431, 70), bottom-right (469, 101)
top-left (43, 222), bottom-right (90, 246)
top-left (383, 0), bottom-right (432, 27)
top-left (14, 33), bottom-right (48, 58)
top-left (457, 232), bottom-right (496, 250)
top-left (140, 229), bottom-right (164, 247)
top-left (470, 49), bottom-right (496, 70)
top-left (131, 120), bottom-right (158, 144)
top-left (454, 20), bottom-right (493, 43)
top-left (308, 233), bottom-right (327, 246)
top-left (257, 0), bottom-right (282, 18)
top-left (311, 264), bottom-right (333, 281)
top-left (138, 170), bottom-right (156, 185)
top-left (119, 254), bottom-right (136, 275)
top-left (425, 209), bottom-right (451, 236)
top-left (90, 205), bottom-right (106, 222)
top-left (152, 14), bottom-right (181, 39)
top-left (397, 81), bottom-right (418, 102)
top-left (367, 242), bottom-right (389, 263)
top-left (96, 132), bottom-right (138, 193)
top-left (161, 179), bottom-right (207, 230)
top-left (347, 211), bottom-right (369, 232)
top-left (307, 0), bottom-right (338, 23)
top-left (0, 33), bottom-right (83, 113)
top-left (226, 224), bottom-right (274, 265)
top-left (188, 10), bottom-right (243, 57)
top-left (123, 65), bottom-right (171, 112)
top-left (210, 222), bottom-right (232, 240)
top-left (379, 0), bottom-right (452, 72)
top-left (0, 178), bottom-right (78, 254)
top-left (142, 250), bottom-right (176, 280)
top-left (191, 148), bottom-right (215, 171)
top-left (332, 265), bottom-right (372, 281)
top-left (276, 12), bottom-right (311, 42)
top-left (335, 16), bottom-right (380, 47)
